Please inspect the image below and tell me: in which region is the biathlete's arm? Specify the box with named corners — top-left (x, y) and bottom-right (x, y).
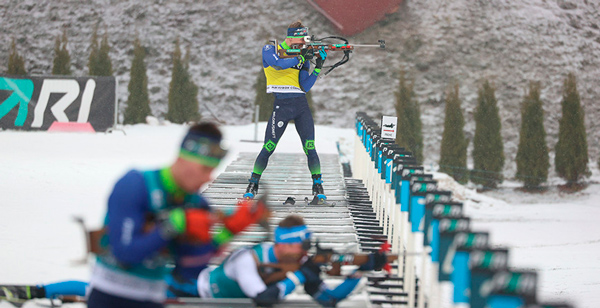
top-left (311, 277), bottom-right (361, 307)
top-left (262, 45), bottom-right (301, 70)
top-left (225, 250), bottom-right (308, 305)
top-left (107, 171), bottom-right (170, 265)
top-left (298, 61), bottom-right (320, 92)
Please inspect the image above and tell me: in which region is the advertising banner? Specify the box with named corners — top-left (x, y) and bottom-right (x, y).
top-left (0, 75), bottom-right (116, 132)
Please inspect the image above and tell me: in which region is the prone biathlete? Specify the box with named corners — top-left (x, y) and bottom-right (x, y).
top-left (244, 20), bottom-right (329, 205)
top-left (197, 215), bottom-right (387, 307)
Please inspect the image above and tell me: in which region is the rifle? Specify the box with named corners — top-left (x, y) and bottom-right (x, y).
top-left (274, 36), bottom-right (385, 76)
top-left (257, 243), bottom-right (398, 285)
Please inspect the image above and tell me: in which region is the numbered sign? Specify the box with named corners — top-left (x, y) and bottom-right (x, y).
top-left (381, 115), bottom-right (397, 140)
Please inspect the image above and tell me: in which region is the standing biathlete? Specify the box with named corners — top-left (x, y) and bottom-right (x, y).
top-left (244, 20), bottom-right (328, 204)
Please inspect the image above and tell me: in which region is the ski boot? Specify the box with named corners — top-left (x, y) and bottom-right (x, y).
top-left (283, 197), bottom-right (296, 206)
top-left (0, 284), bottom-right (45, 306)
top-left (243, 173), bottom-right (261, 199)
top-left (309, 174), bottom-right (328, 205)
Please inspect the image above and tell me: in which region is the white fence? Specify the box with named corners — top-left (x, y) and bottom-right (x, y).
top-left (351, 112), bottom-right (572, 308)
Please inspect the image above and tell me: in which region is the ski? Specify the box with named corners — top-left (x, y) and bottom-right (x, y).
top-left (280, 195), bottom-right (336, 207)
top-left (281, 196), bottom-right (336, 207)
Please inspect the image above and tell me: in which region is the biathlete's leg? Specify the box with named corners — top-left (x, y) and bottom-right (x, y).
top-left (87, 287), bottom-right (163, 308)
top-left (293, 98), bottom-right (324, 197)
top-left (245, 99), bottom-right (291, 198)
top-left (0, 281), bottom-right (88, 304)
top-left (44, 280), bottom-right (89, 298)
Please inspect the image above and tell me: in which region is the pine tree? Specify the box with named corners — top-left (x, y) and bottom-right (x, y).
top-left (394, 70), bottom-right (423, 163)
top-left (88, 27), bottom-right (113, 76)
top-left (96, 31), bottom-right (113, 76)
top-left (555, 73), bottom-right (589, 186)
top-left (52, 30), bottom-right (71, 75)
top-left (515, 81), bottom-right (549, 188)
top-left (167, 38), bottom-right (200, 123)
top-left (471, 80), bottom-right (504, 189)
top-left (439, 83), bottom-right (468, 183)
top-left (7, 38), bottom-right (27, 75)
top-left (88, 26), bottom-right (100, 75)
top-left (123, 37), bottom-right (151, 124)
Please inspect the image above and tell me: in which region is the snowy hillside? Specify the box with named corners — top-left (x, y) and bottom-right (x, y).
top-left (1, 0), bottom-right (599, 176)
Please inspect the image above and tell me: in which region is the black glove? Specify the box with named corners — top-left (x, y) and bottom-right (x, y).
top-left (300, 48), bottom-right (314, 61)
top-left (315, 49), bottom-right (327, 69)
top-left (358, 251), bottom-right (387, 271)
top-left (299, 257), bottom-right (323, 296)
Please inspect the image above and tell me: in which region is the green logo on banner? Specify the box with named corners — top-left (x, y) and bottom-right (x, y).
top-left (0, 77), bottom-right (34, 126)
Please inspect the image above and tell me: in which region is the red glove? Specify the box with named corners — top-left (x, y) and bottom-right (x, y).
top-left (223, 198), bottom-right (269, 234)
top-left (379, 242), bottom-right (392, 273)
top-left (185, 209), bottom-right (216, 243)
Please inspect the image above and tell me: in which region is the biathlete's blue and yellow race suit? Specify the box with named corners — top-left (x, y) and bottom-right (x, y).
top-left (88, 168), bottom-right (221, 308)
top-left (246, 39), bottom-right (326, 199)
top-left (87, 128), bottom-right (244, 308)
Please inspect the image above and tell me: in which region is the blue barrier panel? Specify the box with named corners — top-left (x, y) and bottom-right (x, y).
top-left (384, 147), bottom-right (396, 183)
top-left (438, 217), bottom-right (470, 281)
top-left (390, 150), bottom-right (410, 190)
top-left (392, 157), bottom-right (416, 195)
top-left (409, 180), bottom-right (437, 232)
top-left (399, 166), bottom-right (422, 211)
top-left (487, 295), bottom-right (524, 308)
top-left (425, 190), bottom-right (453, 206)
top-left (485, 270), bottom-right (538, 307)
top-left (453, 251), bottom-right (471, 303)
top-left (451, 232), bottom-right (489, 304)
top-left (377, 140), bottom-right (395, 178)
top-left (377, 143), bottom-right (383, 174)
top-left (424, 199), bottom-right (461, 248)
top-left (470, 248), bottom-right (510, 308)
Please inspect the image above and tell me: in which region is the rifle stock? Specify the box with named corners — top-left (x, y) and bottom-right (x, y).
top-left (276, 44), bottom-right (355, 59)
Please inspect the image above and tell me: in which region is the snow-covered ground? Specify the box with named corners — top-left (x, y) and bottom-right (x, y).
top-left (1, 124), bottom-right (598, 307)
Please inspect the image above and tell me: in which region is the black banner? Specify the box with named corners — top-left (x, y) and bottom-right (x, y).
top-left (0, 75), bottom-right (116, 132)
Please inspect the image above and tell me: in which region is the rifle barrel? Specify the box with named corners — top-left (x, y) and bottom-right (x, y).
top-left (352, 44), bottom-right (384, 48)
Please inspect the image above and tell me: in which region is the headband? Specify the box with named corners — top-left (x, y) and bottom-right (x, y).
top-left (274, 225), bottom-right (312, 244)
top-left (287, 27), bottom-right (309, 38)
top-left (179, 131), bottom-right (227, 168)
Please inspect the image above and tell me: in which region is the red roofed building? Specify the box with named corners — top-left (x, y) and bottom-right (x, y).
top-left (306, 0), bottom-right (403, 36)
